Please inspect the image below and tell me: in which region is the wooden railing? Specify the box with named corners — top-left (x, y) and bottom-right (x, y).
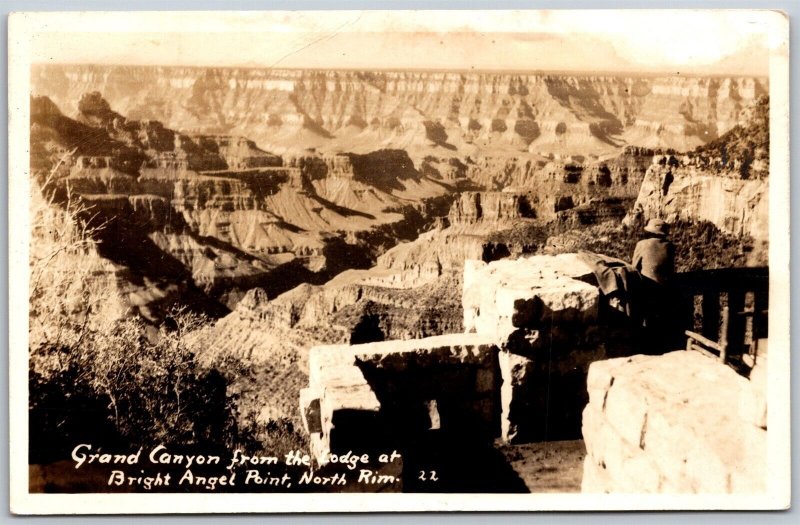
top-left (673, 267), bottom-right (768, 370)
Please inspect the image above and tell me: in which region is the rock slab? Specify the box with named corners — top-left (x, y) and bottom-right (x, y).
top-left (582, 351), bottom-right (767, 493)
top-left (463, 253), bottom-right (598, 342)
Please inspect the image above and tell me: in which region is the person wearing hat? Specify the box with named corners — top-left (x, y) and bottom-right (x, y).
top-left (632, 218), bottom-right (676, 352)
top-left (633, 218), bottom-right (675, 285)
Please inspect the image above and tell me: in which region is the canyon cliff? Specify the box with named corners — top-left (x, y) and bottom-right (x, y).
top-left (32, 65), bottom-right (766, 160)
top-left (30, 94), bottom-right (458, 318)
top-left (629, 96), bottom-right (769, 244)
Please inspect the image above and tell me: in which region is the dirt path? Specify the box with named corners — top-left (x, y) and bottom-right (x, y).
top-left (497, 439), bottom-right (586, 493)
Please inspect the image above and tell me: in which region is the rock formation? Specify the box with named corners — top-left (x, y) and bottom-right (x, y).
top-left (32, 65), bottom-right (767, 159)
top-left (30, 95), bottom-right (458, 316)
top-left (628, 97), bottom-right (769, 242)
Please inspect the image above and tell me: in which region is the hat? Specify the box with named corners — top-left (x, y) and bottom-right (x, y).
top-left (644, 218), bottom-right (669, 236)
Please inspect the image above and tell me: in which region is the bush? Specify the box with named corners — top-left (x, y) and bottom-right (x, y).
top-left (29, 305), bottom-right (250, 462)
top-left (541, 219), bottom-right (760, 272)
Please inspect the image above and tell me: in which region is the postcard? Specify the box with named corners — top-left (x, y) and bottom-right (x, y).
top-left (7, 9), bottom-right (790, 513)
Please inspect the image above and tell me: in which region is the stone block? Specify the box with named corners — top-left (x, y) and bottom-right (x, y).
top-left (582, 405), bottom-right (651, 491)
top-left (581, 351), bottom-right (768, 494)
top-left (309, 430), bottom-right (330, 466)
top-left (321, 383), bottom-right (381, 415)
top-left (617, 451), bottom-right (664, 493)
top-left (640, 410), bottom-right (696, 485)
top-left (308, 343), bottom-right (355, 388)
top-left (316, 364), bottom-right (370, 390)
top-left (726, 423), bottom-right (768, 493)
top-left (586, 355), bottom-right (650, 402)
top-left (463, 254), bottom-right (598, 342)
top-left (319, 383), bottom-right (383, 458)
top-left (739, 356), bottom-right (767, 429)
top-left (493, 278), bottom-right (598, 340)
top-left (499, 350), bottom-right (536, 443)
top-left (299, 388), bottom-right (322, 434)
top-left (602, 378), bottom-right (649, 450)
top-left (581, 453), bottom-right (614, 493)
top-left (580, 404), bottom-right (603, 460)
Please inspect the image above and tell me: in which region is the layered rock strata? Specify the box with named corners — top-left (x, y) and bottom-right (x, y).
top-left (627, 97), bottom-right (769, 242)
top-left (33, 65), bottom-right (767, 157)
top-left (31, 94), bottom-right (459, 315)
top-left (632, 155), bottom-right (769, 240)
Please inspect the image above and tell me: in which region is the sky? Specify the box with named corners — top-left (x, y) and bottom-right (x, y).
top-left (25, 10), bottom-right (780, 75)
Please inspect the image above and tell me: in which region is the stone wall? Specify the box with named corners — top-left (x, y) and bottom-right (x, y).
top-left (463, 254), bottom-right (606, 442)
top-left (301, 333), bottom-right (500, 463)
top-left (463, 253), bottom-right (598, 342)
top-left (582, 351), bottom-right (767, 493)
top-left (301, 253), bottom-right (613, 462)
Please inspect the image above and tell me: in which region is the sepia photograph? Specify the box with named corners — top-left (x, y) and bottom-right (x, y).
top-left (7, 9), bottom-right (791, 513)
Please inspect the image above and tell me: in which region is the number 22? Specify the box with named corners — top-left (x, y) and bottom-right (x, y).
top-left (418, 470), bottom-right (438, 481)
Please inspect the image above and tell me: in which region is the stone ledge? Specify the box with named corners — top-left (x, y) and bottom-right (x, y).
top-left (463, 254), bottom-right (598, 342)
top-left (582, 351), bottom-right (767, 493)
top-left (309, 332), bottom-right (500, 372)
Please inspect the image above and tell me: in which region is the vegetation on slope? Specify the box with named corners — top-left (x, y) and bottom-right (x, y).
top-left (542, 219), bottom-right (763, 272)
top-left (487, 215), bottom-right (762, 273)
top-left (28, 173), bottom-right (305, 466)
top-left (692, 95), bottom-right (769, 179)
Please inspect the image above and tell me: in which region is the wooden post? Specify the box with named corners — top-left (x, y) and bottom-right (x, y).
top-left (754, 289), bottom-right (769, 339)
top-left (727, 290), bottom-right (745, 360)
top-left (701, 291), bottom-right (719, 341)
top-left (718, 307), bottom-right (729, 364)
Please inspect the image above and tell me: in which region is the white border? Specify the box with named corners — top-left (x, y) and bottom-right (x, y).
top-left (7, 9), bottom-right (792, 514)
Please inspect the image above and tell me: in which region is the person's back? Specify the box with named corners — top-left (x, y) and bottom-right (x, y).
top-left (633, 237), bottom-right (675, 284)
top-left (632, 218), bottom-right (678, 353)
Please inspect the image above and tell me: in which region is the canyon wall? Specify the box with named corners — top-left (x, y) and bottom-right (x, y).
top-left (30, 94), bottom-right (461, 316)
top-left (32, 65), bottom-right (767, 158)
top-left (633, 159), bottom-right (769, 240)
top-left (629, 97), bottom-right (769, 242)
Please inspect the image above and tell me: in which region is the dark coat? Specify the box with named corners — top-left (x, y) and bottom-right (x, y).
top-left (632, 237), bottom-right (675, 284)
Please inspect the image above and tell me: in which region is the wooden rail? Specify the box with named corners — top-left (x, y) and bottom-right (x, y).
top-left (673, 267), bottom-right (768, 369)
